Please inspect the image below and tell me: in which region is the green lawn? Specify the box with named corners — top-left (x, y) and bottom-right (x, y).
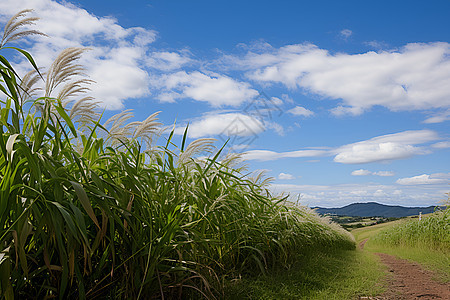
top-left (224, 248), bottom-right (385, 299)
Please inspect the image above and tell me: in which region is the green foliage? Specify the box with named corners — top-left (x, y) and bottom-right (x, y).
top-left (0, 10), bottom-right (355, 299)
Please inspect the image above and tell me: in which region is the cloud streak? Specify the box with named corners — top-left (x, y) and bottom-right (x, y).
top-left (243, 130), bottom-right (441, 164)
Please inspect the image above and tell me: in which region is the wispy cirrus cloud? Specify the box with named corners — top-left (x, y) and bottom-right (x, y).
top-left (351, 169), bottom-right (394, 176)
top-left (333, 130), bottom-right (438, 164)
top-left (396, 173), bottom-right (450, 185)
top-left (242, 149), bottom-right (328, 161)
top-left (243, 130), bottom-right (441, 164)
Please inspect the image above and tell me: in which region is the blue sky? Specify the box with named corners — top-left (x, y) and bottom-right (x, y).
top-left (1, 0), bottom-right (449, 207)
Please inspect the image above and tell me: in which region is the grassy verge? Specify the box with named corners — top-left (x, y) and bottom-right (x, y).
top-left (225, 248), bottom-right (385, 299)
top-left (363, 208), bottom-right (450, 283)
top-left (365, 244), bottom-right (450, 283)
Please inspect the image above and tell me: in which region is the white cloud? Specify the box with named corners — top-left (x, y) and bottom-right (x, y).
top-left (352, 169), bottom-right (395, 176)
top-left (432, 141), bottom-right (450, 149)
top-left (152, 71), bottom-right (259, 107)
top-left (278, 173), bottom-right (295, 180)
top-left (351, 169), bottom-right (372, 176)
top-left (334, 130), bottom-right (438, 164)
top-left (364, 40), bottom-right (389, 49)
top-left (373, 171), bottom-right (395, 177)
top-left (0, 1), bottom-right (159, 110)
top-left (287, 106), bottom-right (314, 117)
top-left (242, 130), bottom-right (441, 164)
top-left (423, 109), bottom-right (450, 124)
top-left (339, 29), bottom-right (352, 39)
top-left (177, 113), bottom-right (265, 138)
top-left (396, 173), bottom-right (450, 185)
top-left (265, 121), bottom-right (285, 136)
top-left (146, 50), bottom-right (193, 71)
top-left (243, 149), bottom-right (327, 161)
top-left (228, 42), bottom-right (450, 117)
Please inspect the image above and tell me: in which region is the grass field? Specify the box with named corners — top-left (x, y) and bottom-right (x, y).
top-left (363, 207), bottom-right (450, 283)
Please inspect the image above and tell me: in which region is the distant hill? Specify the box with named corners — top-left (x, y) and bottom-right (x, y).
top-left (313, 202), bottom-right (442, 218)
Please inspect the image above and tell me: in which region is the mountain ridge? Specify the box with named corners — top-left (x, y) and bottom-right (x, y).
top-left (313, 202), bottom-right (443, 218)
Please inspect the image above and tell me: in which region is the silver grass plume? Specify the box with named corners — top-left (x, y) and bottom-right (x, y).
top-left (70, 97), bottom-right (101, 126)
top-left (179, 138), bottom-right (216, 165)
top-left (18, 69), bottom-right (42, 105)
top-left (220, 152), bottom-right (248, 172)
top-left (130, 111), bottom-right (162, 145)
top-left (45, 47), bottom-right (88, 97)
top-left (103, 109), bottom-right (136, 145)
top-left (250, 169), bottom-right (274, 188)
top-left (0, 9), bottom-right (47, 48)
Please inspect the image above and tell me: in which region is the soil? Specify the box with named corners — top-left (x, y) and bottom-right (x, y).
top-left (358, 239), bottom-right (450, 300)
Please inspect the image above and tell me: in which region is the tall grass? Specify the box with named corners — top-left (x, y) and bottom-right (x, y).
top-left (0, 10), bottom-right (354, 299)
top-left (370, 201), bottom-right (449, 253)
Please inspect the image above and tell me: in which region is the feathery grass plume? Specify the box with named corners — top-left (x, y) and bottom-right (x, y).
top-left (69, 96), bottom-right (101, 126)
top-left (57, 78), bottom-right (95, 102)
top-left (45, 47), bottom-right (88, 97)
top-left (0, 9), bottom-right (47, 48)
top-left (18, 69), bottom-right (42, 105)
top-left (103, 109), bottom-right (136, 145)
top-left (250, 169), bottom-right (274, 188)
top-left (220, 152), bottom-right (244, 169)
top-left (179, 138), bottom-right (217, 164)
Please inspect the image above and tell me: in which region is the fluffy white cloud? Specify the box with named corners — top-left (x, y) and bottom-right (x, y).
top-left (287, 106), bottom-right (314, 117)
top-left (334, 130), bottom-right (438, 164)
top-left (0, 1), bottom-right (158, 109)
top-left (228, 42), bottom-right (450, 119)
top-left (396, 173), bottom-right (450, 185)
top-left (351, 169), bottom-right (372, 176)
top-left (278, 173), bottom-right (295, 180)
top-left (152, 71), bottom-right (259, 106)
top-left (176, 113), bottom-right (265, 138)
top-left (145, 50), bottom-right (193, 71)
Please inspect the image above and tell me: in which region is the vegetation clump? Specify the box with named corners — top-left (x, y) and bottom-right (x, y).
top-left (371, 200), bottom-right (449, 253)
top-left (0, 10), bottom-right (354, 299)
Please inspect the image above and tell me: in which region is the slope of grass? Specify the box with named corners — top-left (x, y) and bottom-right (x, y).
top-left (0, 11), bottom-right (355, 299)
top-left (369, 207), bottom-right (449, 252)
top-left (225, 248), bottom-right (385, 299)
top-left (365, 207), bottom-right (450, 283)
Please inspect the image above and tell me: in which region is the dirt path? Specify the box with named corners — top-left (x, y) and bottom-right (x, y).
top-left (358, 239), bottom-right (450, 299)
